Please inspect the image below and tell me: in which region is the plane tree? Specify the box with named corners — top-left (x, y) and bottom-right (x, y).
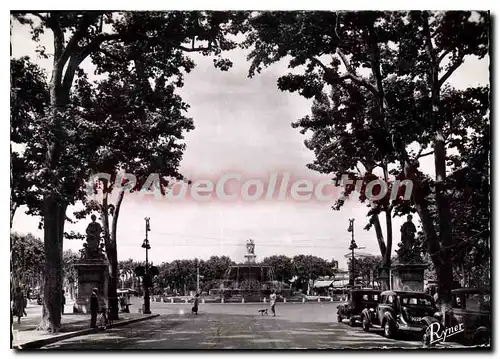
top-left (243, 10), bottom-right (489, 306)
top-left (11, 10), bottom-right (248, 331)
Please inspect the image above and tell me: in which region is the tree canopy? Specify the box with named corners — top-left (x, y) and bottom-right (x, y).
top-left (243, 10), bottom-right (490, 302)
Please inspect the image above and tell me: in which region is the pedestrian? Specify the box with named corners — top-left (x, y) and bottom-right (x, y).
top-left (90, 288), bottom-right (99, 328)
top-left (23, 291), bottom-right (28, 317)
top-left (191, 293), bottom-right (199, 315)
top-left (61, 290), bottom-right (66, 315)
top-left (269, 290), bottom-right (277, 317)
top-left (13, 287), bottom-right (24, 324)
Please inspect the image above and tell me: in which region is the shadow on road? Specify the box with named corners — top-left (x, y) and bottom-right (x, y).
top-left (42, 310), bottom-right (425, 349)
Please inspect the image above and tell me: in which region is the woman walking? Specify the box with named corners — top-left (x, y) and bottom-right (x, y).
top-left (192, 293), bottom-right (200, 315)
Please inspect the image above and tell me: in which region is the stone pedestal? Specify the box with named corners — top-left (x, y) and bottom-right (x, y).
top-left (73, 259), bottom-right (109, 313)
top-left (390, 263), bottom-right (427, 292)
top-left (244, 254), bottom-right (256, 264)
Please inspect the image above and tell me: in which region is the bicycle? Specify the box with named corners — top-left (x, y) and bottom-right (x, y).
top-left (98, 307), bottom-right (113, 329)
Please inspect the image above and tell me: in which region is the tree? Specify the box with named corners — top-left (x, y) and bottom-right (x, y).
top-left (348, 255), bottom-right (382, 286)
top-left (11, 233), bottom-right (45, 289)
top-left (62, 250), bottom-right (79, 299)
top-left (200, 256), bottom-right (233, 283)
top-left (292, 255), bottom-right (332, 293)
top-left (118, 259), bottom-right (139, 289)
top-left (72, 49), bottom-right (196, 319)
top-left (10, 57), bottom-right (49, 227)
top-left (244, 11), bottom-right (489, 306)
top-left (261, 255), bottom-right (294, 283)
top-left (12, 10), bottom-right (248, 331)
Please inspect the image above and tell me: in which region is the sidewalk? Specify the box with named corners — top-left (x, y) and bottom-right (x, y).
top-left (12, 301), bottom-right (158, 349)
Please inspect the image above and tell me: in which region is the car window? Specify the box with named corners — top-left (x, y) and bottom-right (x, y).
top-left (387, 295), bottom-right (394, 304)
top-left (380, 295), bottom-right (386, 304)
top-left (373, 294), bottom-right (379, 301)
top-left (465, 293), bottom-right (482, 311)
top-left (363, 294), bottom-right (369, 300)
top-left (464, 293), bottom-right (489, 310)
top-left (401, 296), bottom-right (433, 306)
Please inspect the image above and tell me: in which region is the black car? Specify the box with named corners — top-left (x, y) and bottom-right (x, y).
top-left (449, 287), bottom-right (490, 346)
top-left (337, 289), bottom-right (381, 326)
top-left (361, 290), bottom-right (439, 338)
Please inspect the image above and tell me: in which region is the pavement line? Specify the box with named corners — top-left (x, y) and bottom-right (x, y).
top-left (13, 314), bottom-right (160, 350)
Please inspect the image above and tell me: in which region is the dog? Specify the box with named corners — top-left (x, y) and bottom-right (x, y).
top-left (191, 306), bottom-right (198, 315)
top-left (258, 308), bottom-right (268, 316)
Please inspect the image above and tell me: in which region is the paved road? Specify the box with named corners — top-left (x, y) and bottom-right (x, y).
top-left (43, 302), bottom-right (425, 349)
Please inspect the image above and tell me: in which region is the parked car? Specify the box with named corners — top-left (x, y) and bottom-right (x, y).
top-left (448, 287), bottom-right (491, 346)
top-left (337, 288), bottom-right (381, 326)
top-left (361, 290), bottom-right (439, 338)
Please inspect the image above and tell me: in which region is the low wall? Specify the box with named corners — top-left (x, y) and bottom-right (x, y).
top-left (155, 295), bottom-right (340, 304)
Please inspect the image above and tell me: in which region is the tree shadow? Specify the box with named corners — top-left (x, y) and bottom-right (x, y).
top-left (41, 312), bottom-right (424, 350)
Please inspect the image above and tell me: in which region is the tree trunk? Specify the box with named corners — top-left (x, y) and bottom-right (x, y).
top-left (10, 203), bottom-right (18, 228)
top-left (107, 189), bottom-right (125, 320)
top-left (371, 214), bottom-right (387, 257)
top-left (39, 21), bottom-right (70, 330)
top-left (382, 165), bottom-right (393, 269)
top-left (39, 198), bottom-right (66, 332)
top-left (404, 160), bottom-right (453, 310)
top-left (362, 163), bottom-right (392, 290)
top-left (101, 186), bottom-right (116, 320)
top-left (422, 11), bottom-right (454, 309)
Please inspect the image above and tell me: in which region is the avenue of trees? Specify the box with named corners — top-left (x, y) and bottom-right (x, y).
top-left (120, 254), bottom-right (336, 295)
top-left (11, 11), bottom-right (490, 331)
top-left (11, 11), bottom-right (247, 330)
top-left (242, 11), bottom-right (490, 307)
top-left (11, 233), bottom-right (78, 296)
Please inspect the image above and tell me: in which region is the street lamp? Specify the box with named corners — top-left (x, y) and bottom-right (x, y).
top-left (142, 217), bottom-right (151, 314)
top-left (196, 258), bottom-right (200, 294)
top-left (347, 218), bottom-right (357, 287)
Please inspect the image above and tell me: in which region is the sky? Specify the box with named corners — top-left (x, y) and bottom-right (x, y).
top-left (10, 14), bottom-right (489, 269)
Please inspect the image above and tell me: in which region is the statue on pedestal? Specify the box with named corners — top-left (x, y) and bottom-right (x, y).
top-left (397, 214), bottom-right (422, 263)
top-left (246, 239), bottom-right (255, 255)
top-left (81, 214), bottom-right (105, 260)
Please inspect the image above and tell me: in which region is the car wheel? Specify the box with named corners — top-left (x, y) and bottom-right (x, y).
top-left (473, 330), bottom-right (490, 346)
top-left (337, 314), bottom-right (342, 323)
top-left (349, 317), bottom-right (355, 327)
top-left (383, 320), bottom-right (395, 338)
top-left (362, 316), bottom-right (370, 332)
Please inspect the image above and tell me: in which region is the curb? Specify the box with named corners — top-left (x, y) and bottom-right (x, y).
top-left (13, 314), bottom-right (160, 350)
top-left (160, 301), bottom-right (342, 304)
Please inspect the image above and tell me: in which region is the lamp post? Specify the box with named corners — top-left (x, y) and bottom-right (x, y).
top-left (142, 217), bottom-right (151, 314)
top-left (196, 259), bottom-right (200, 294)
top-left (347, 218), bottom-right (357, 287)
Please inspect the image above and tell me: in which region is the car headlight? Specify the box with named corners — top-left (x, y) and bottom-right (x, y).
top-left (434, 311), bottom-right (443, 318)
top-left (369, 308), bottom-right (375, 312)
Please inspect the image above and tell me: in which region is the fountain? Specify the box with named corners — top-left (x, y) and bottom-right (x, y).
top-left (214, 239), bottom-right (287, 302)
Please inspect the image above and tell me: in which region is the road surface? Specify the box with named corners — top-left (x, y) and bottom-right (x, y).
top-left (42, 301), bottom-right (425, 349)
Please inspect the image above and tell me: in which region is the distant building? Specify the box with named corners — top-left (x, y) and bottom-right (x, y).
top-left (313, 269), bottom-right (350, 296)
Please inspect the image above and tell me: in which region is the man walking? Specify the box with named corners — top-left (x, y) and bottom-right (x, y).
top-left (90, 288), bottom-right (99, 328)
top-left (269, 290), bottom-right (277, 317)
